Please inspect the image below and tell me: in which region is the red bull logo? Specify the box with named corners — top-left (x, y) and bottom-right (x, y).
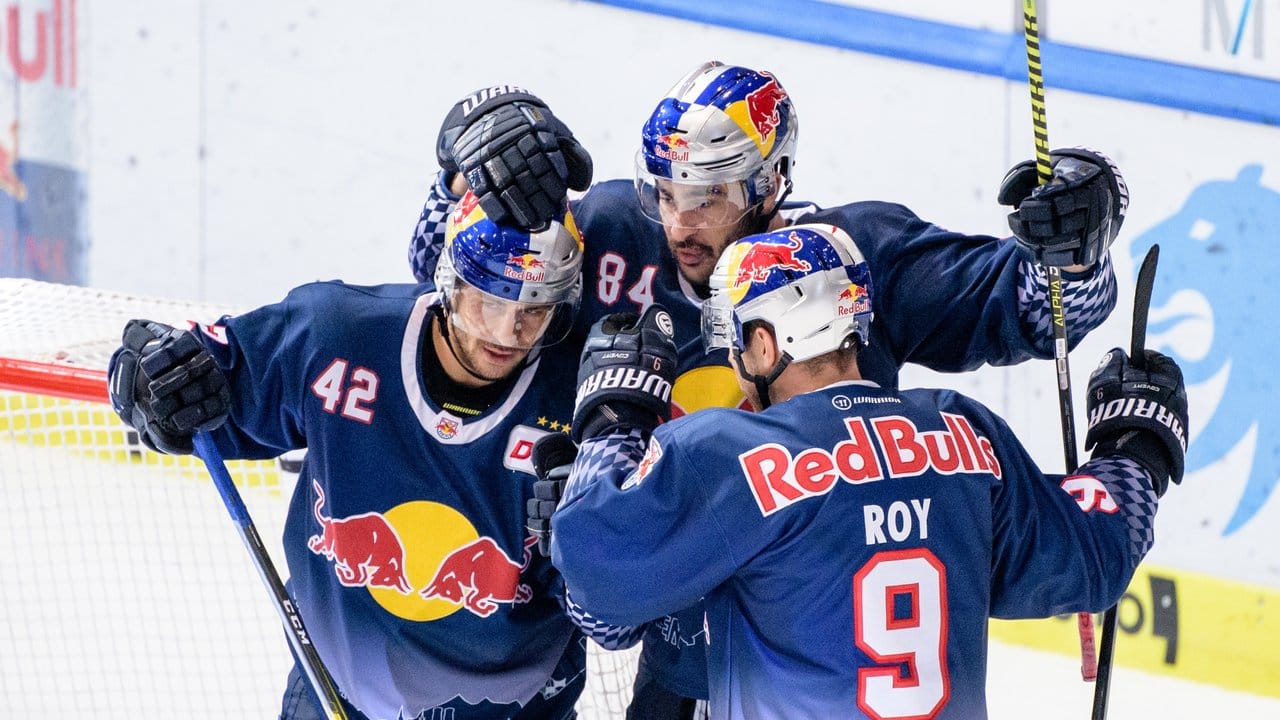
top-left (837, 283), bottom-right (871, 317)
top-left (0, 1), bottom-right (78, 89)
top-left (623, 438), bottom-right (663, 490)
top-left (454, 190), bottom-right (480, 218)
top-left (503, 252), bottom-right (547, 282)
top-left (435, 417), bottom-right (459, 439)
top-left (445, 191), bottom-right (485, 244)
top-left (740, 412), bottom-right (1002, 517)
top-left (307, 481), bottom-right (413, 594)
top-left (507, 252), bottom-right (546, 270)
top-left (745, 75), bottom-right (787, 142)
top-left (310, 496), bottom-right (543, 623)
top-left (654, 132), bottom-right (690, 162)
top-left (420, 535), bottom-right (536, 617)
top-left (732, 231), bottom-right (811, 288)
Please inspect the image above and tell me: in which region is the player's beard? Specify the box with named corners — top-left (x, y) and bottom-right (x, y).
top-left (667, 208), bottom-right (771, 291)
top-left (456, 334), bottom-right (529, 383)
top-left (439, 316), bottom-right (532, 385)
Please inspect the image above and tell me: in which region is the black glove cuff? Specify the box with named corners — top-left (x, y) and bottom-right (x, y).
top-left (1091, 430), bottom-right (1174, 497)
top-left (574, 402), bottom-right (660, 445)
top-left (107, 346), bottom-right (137, 419)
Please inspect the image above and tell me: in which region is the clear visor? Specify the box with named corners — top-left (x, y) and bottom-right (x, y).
top-left (701, 291), bottom-right (742, 354)
top-left (447, 280), bottom-right (561, 351)
top-left (635, 167), bottom-right (753, 230)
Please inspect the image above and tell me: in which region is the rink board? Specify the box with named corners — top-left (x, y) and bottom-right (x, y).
top-left (990, 563), bottom-right (1280, 698)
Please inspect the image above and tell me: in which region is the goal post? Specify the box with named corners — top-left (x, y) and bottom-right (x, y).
top-left (0, 279), bottom-right (639, 718)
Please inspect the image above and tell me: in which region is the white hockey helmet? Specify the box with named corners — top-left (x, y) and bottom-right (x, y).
top-left (635, 60), bottom-right (798, 229)
top-left (703, 223), bottom-right (873, 363)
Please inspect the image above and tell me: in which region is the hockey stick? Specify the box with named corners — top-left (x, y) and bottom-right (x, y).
top-left (1090, 243), bottom-right (1160, 719)
top-left (1127, 246), bottom-right (1160, 369)
top-left (1019, 0), bottom-right (1099, 682)
top-left (191, 432), bottom-right (350, 720)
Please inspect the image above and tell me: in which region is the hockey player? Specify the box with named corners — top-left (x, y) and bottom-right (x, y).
top-left (418, 61), bottom-right (1128, 716)
top-left (549, 224), bottom-right (1188, 719)
top-left (107, 195), bottom-right (597, 719)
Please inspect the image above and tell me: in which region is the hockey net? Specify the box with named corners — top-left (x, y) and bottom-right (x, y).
top-left (0, 279), bottom-right (638, 718)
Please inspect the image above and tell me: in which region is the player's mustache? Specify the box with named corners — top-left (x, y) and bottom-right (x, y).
top-left (672, 238), bottom-right (713, 255)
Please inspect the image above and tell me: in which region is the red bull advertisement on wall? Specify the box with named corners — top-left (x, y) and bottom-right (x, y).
top-left (0, 0), bottom-right (86, 283)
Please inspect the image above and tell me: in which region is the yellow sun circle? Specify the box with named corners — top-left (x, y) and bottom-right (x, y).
top-left (368, 501), bottom-right (478, 621)
top-left (671, 366), bottom-right (749, 417)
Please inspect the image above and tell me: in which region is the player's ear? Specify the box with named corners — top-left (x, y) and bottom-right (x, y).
top-left (762, 324), bottom-right (785, 367)
top-left (742, 322), bottom-right (781, 370)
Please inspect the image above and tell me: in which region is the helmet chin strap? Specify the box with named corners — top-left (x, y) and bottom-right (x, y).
top-left (757, 176), bottom-right (794, 231)
top-left (731, 348), bottom-right (791, 411)
top-left (737, 177), bottom-right (792, 243)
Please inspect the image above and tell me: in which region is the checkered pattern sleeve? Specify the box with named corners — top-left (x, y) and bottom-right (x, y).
top-left (1074, 454), bottom-right (1159, 561)
top-left (1017, 251), bottom-right (1118, 352)
top-left (408, 170), bottom-right (458, 283)
top-left (552, 428), bottom-right (651, 645)
top-left (991, 439), bottom-right (1162, 619)
top-left (561, 427), bottom-right (648, 504)
top-left (564, 587), bottom-right (646, 650)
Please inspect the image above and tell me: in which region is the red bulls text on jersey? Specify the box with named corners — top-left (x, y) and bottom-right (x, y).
top-left (738, 412), bottom-right (1002, 516)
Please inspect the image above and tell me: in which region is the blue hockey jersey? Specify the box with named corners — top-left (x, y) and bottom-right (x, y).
top-left (552, 381), bottom-right (1158, 720)
top-left (567, 180), bottom-right (1116, 394)
top-left (410, 175), bottom-right (1119, 699)
top-left (413, 177), bottom-right (1116, 418)
top-left (193, 281), bottom-right (584, 720)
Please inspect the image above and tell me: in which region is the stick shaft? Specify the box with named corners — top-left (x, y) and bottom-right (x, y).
top-left (1022, 0), bottom-right (1076, 469)
top-left (1091, 244), bottom-right (1161, 719)
top-left (1023, 0), bottom-right (1053, 184)
top-left (193, 433), bottom-right (350, 720)
top-left (1021, 0), bottom-right (1098, 684)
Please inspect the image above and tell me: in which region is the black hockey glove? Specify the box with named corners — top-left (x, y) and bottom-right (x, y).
top-left (1084, 348), bottom-right (1188, 497)
top-left (107, 319), bottom-right (231, 455)
top-left (527, 433), bottom-right (578, 557)
top-left (998, 147), bottom-right (1128, 268)
top-left (436, 86), bottom-right (593, 231)
top-left (571, 305), bottom-right (678, 445)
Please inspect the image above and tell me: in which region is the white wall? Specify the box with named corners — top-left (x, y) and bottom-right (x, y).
top-left (85, 0), bottom-right (1020, 307)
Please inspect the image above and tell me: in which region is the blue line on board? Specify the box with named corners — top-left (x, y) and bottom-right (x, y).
top-left (587, 0), bottom-right (1280, 127)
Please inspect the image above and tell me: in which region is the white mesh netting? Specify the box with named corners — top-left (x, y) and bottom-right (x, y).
top-left (0, 279), bottom-right (638, 718)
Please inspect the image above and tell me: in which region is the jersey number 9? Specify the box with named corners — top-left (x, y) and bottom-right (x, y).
top-left (853, 548), bottom-right (949, 719)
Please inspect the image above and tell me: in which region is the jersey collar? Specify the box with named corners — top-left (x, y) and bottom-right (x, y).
top-left (400, 292), bottom-right (540, 444)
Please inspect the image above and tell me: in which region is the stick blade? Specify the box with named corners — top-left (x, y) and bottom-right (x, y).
top-left (1131, 244), bottom-right (1160, 367)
